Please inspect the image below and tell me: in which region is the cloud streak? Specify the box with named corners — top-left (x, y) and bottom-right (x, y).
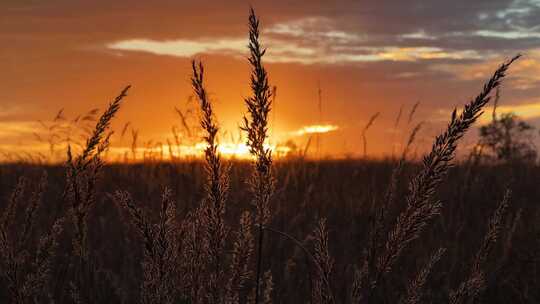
top-left (108, 38), bottom-right (247, 58)
top-left (108, 36), bottom-right (484, 65)
top-left (291, 124), bottom-right (339, 136)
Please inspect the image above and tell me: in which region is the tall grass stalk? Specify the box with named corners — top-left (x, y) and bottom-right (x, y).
top-left (311, 218), bottom-right (334, 304)
top-left (65, 85), bottom-right (130, 302)
top-left (192, 60), bottom-right (230, 302)
top-left (449, 189), bottom-right (512, 304)
top-left (354, 55), bottom-right (520, 303)
top-left (241, 8), bottom-right (275, 304)
top-left (400, 247), bottom-right (446, 304)
top-left (113, 189), bottom-right (179, 304)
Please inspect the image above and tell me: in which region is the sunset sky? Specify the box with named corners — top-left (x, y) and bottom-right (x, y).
top-left (2, 0), bottom-right (540, 161)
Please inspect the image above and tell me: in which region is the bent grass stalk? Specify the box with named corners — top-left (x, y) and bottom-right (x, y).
top-left (362, 112), bottom-right (380, 158)
top-left (64, 85), bottom-right (130, 302)
top-left (356, 55), bottom-right (520, 303)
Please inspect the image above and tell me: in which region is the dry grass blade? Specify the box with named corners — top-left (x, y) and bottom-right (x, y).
top-left (473, 188), bottom-right (511, 274)
top-left (394, 105), bottom-right (403, 129)
top-left (113, 189), bottom-right (179, 304)
top-left (448, 273), bottom-right (485, 304)
top-left (77, 85), bottom-right (131, 169)
top-left (1, 176), bottom-right (26, 230)
top-left (401, 122), bottom-right (423, 161)
top-left (174, 106), bottom-right (193, 138)
top-left (113, 191), bottom-right (153, 255)
top-left (241, 8), bottom-right (275, 304)
top-left (392, 105), bottom-right (404, 156)
top-left (407, 101), bottom-right (420, 125)
top-left (131, 128), bottom-right (139, 160)
top-left (400, 247), bottom-right (446, 304)
top-left (65, 86), bottom-right (130, 259)
top-left (369, 55), bottom-right (520, 300)
top-left (192, 59), bottom-right (230, 302)
top-left (501, 208), bottom-right (522, 263)
top-left (492, 87), bottom-right (500, 122)
top-left (19, 172), bottom-right (47, 248)
top-left (449, 188), bottom-right (512, 304)
top-left (360, 120), bottom-right (422, 302)
top-left (181, 206), bottom-right (210, 303)
top-left (62, 86), bottom-right (130, 303)
top-left (362, 112), bottom-right (380, 158)
top-left (120, 122), bottom-right (131, 139)
top-left (226, 211), bottom-right (255, 304)
top-left (311, 218), bottom-right (335, 304)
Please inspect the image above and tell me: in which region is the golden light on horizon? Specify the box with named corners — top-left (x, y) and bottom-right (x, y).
top-left (0, 120), bottom-right (340, 163)
top-left (107, 141), bottom-right (293, 162)
top-left (478, 102), bottom-right (540, 124)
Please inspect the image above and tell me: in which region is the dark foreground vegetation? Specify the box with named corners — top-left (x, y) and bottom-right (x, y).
top-left (0, 159), bottom-right (539, 303)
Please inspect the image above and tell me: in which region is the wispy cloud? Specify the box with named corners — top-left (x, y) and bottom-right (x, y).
top-left (0, 105), bottom-right (25, 120)
top-left (107, 38), bottom-right (246, 57)
top-left (107, 15), bottom-right (486, 65)
top-left (431, 51), bottom-right (540, 89)
top-left (401, 30), bottom-right (438, 40)
top-left (264, 17), bottom-right (363, 42)
top-left (291, 124), bottom-right (339, 136)
top-left (108, 37), bottom-right (482, 64)
top-left (474, 30), bottom-right (540, 39)
top-left (433, 101), bottom-right (540, 125)
top-left (0, 121), bottom-right (39, 139)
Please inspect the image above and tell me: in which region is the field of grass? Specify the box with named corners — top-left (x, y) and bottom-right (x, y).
top-left (1, 8), bottom-right (539, 304)
top-left (0, 159), bottom-right (539, 303)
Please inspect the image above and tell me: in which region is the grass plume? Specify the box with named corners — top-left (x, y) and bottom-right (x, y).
top-left (192, 59), bottom-right (231, 302)
top-left (241, 8), bottom-right (276, 304)
top-left (356, 55), bottom-right (521, 302)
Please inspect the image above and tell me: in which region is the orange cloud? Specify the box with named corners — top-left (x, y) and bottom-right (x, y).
top-left (291, 124), bottom-right (339, 136)
top-left (480, 101), bottom-right (540, 124)
top-left (431, 51), bottom-right (540, 90)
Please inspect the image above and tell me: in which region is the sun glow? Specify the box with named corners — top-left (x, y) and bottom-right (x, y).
top-left (108, 141), bottom-right (293, 162)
